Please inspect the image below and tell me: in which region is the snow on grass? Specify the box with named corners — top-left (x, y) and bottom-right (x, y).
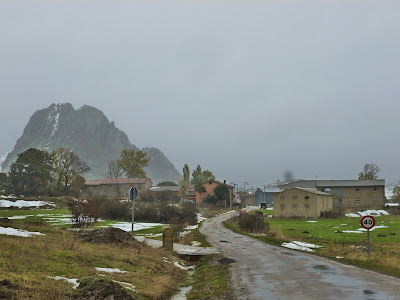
top-left (358, 225), bottom-right (388, 231)
top-left (0, 226), bottom-right (45, 237)
top-left (7, 215), bottom-right (34, 220)
top-left (95, 267), bottom-right (127, 274)
top-left (345, 210), bottom-right (389, 217)
top-left (113, 280), bottom-right (136, 292)
top-left (340, 225), bottom-right (389, 234)
top-left (184, 225), bottom-right (198, 230)
top-left (197, 213), bottom-right (207, 223)
top-left (48, 276), bottom-right (79, 289)
top-left (0, 200), bottom-right (55, 208)
top-left (107, 222), bottom-right (164, 232)
top-left (385, 203), bottom-right (399, 207)
top-left (306, 221), bottom-right (318, 223)
top-left (282, 241), bottom-right (322, 252)
top-left (342, 230), bottom-right (363, 234)
top-left (0, 195), bottom-right (16, 199)
top-left (163, 257), bottom-right (193, 270)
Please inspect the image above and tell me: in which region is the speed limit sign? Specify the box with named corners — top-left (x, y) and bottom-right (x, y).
top-left (361, 215), bottom-right (375, 230)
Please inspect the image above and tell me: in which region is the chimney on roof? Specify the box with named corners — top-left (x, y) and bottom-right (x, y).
top-left (224, 180), bottom-right (226, 184)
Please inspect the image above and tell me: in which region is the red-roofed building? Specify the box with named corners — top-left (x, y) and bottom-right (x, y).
top-left (195, 180), bottom-right (234, 205)
top-left (83, 178), bottom-right (152, 198)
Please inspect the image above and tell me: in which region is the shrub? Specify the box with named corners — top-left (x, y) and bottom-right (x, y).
top-left (238, 211), bottom-right (269, 234)
top-left (102, 198), bottom-right (131, 220)
top-left (204, 194), bottom-right (217, 205)
top-left (181, 202), bottom-right (197, 225)
top-left (135, 202), bottom-right (161, 223)
top-left (67, 197), bottom-right (104, 227)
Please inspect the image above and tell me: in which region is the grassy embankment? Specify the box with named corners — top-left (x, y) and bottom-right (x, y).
top-left (224, 208), bottom-right (400, 277)
top-left (0, 217), bottom-right (187, 299)
top-left (0, 199), bottom-right (232, 299)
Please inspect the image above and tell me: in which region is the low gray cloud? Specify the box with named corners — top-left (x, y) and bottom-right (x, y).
top-left (1, 0), bottom-right (399, 186)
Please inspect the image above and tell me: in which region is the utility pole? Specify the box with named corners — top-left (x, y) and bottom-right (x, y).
top-left (230, 182), bottom-right (235, 210)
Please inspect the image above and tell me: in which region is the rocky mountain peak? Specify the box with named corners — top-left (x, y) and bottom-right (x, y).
top-left (2, 103), bottom-right (181, 184)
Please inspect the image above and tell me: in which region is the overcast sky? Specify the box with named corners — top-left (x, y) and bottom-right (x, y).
top-left (1, 0), bottom-right (399, 187)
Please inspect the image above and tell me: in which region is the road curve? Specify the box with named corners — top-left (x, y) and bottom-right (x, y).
top-left (200, 212), bottom-right (400, 300)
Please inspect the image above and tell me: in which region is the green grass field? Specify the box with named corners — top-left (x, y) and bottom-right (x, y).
top-left (226, 209), bottom-right (400, 277)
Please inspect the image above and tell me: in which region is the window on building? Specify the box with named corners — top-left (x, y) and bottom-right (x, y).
top-left (292, 196), bottom-right (297, 200)
top-left (305, 204), bottom-right (310, 208)
top-left (356, 188), bottom-right (360, 192)
top-left (355, 198), bottom-right (360, 203)
top-left (280, 196), bottom-right (285, 200)
top-left (305, 196), bottom-right (309, 200)
top-left (280, 205), bottom-right (286, 210)
top-left (373, 198), bottom-right (378, 203)
top-left (293, 204), bottom-right (297, 208)
top-left (373, 187), bottom-right (377, 192)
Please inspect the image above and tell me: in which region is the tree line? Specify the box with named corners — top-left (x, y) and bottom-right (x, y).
top-left (0, 148), bottom-right (151, 197)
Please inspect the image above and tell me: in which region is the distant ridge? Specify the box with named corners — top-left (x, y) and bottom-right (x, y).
top-left (1, 103), bottom-right (181, 184)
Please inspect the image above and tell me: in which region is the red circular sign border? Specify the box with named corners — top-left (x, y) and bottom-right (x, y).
top-left (360, 215), bottom-right (376, 230)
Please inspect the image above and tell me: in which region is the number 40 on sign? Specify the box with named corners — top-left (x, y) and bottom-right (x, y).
top-left (361, 215), bottom-right (375, 230)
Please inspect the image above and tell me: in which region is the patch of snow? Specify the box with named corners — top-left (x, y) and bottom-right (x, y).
top-left (0, 200), bottom-right (55, 208)
top-left (342, 230), bottom-right (363, 234)
top-left (184, 225), bottom-right (198, 230)
top-left (358, 225), bottom-right (388, 231)
top-left (292, 241), bottom-right (322, 249)
top-left (142, 233), bottom-right (163, 238)
top-left (95, 267), bottom-right (127, 274)
top-left (48, 276), bottom-right (79, 289)
top-left (0, 195), bottom-right (16, 199)
top-left (282, 242), bottom-right (315, 252)
top-left (0, 226), bottom-right (45, 237)
top-left (306, 221), bottom-right (318, 223)
top-left (113, 280), bottom-right (136, 292)
top-left (107, 222), bottom-right (163, 232)
top-left (7, 215), bottom-right (34, 220)
top-left (385, 203), bottom-right (399, 207)
top-left (345, 210), bottom-right (389, 217)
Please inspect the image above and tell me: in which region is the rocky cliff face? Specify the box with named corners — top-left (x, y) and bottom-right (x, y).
top-left (2, 103), bottom-right (181, 184)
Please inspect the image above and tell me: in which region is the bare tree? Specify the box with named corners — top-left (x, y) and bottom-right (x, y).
top-left (106, 159), bottom-right (123, 179)
top-left (358, 163), bottom-right (380, 180)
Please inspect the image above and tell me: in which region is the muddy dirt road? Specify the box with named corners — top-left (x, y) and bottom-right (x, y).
top-left (200, 212), bottom-right (400, 300)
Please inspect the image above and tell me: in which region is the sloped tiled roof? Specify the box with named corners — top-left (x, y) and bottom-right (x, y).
top-left (278, 179), bottom-right (385, 188)
top-left (85, 178), bottom-right (151, 186)
top-left (149, 186), bottom-right (184, 192)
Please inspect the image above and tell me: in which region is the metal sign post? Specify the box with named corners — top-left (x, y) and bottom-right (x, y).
top-left (361, 215), bottom-right (375, 259)
top-left (129, 187), bottom-right (138, 237)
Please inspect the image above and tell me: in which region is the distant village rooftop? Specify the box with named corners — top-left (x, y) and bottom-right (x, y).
top-left (278, 179), bottom-right (385, 188)
top-left (85, 178), bottom-right (151, 186)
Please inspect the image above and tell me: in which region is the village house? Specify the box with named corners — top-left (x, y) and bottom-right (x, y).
top-left (254, 187), bottom-right (280, 206)
top-left (238, 191), bottom-right (256, 207)
top-left (149, 185), bottom-right (187, 200)
top-left (277, 179), bottom-right (385, 211)
top-left (273, 187), bottom-right (333, 218)
top-left (195, 180), bottom-right (234, 204)
top-left (83, 178), bottom-right (153, 198)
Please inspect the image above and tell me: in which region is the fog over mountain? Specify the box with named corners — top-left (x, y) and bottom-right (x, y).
top-left (1, 103), bottom-right (181, 184)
